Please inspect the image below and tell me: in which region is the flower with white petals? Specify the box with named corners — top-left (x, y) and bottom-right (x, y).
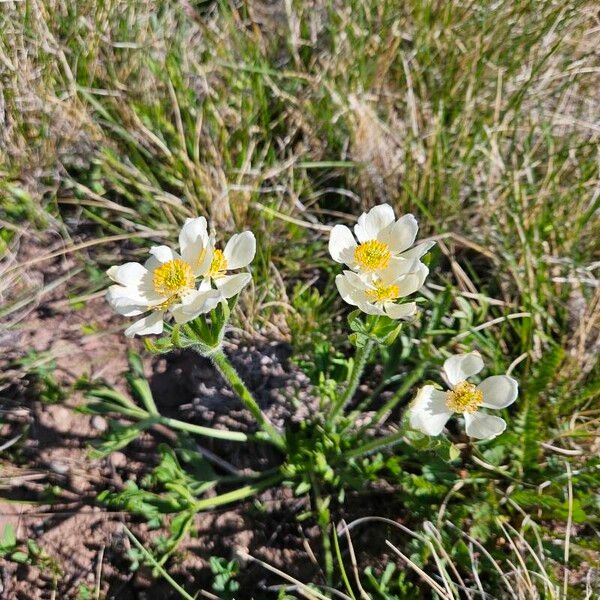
top-left (409, 352), bottom-right (518, 440)
top-left (329, 204), bottom-right (434, 275)
top-left (106, 245), bottom-right (220, 337)
top-left (172, 218), bottom-right (256, 322)
top-left (335, 260), bottom-right (428, 320)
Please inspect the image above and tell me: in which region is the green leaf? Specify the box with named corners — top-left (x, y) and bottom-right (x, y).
top-left (511, 490), bottom-right (587, 523)
top-left (0, 524), bottom-right (16, 551)
top-left (294, 481), bottom-right (311, 495)
top-left (10, 551), bottom-right (29, 564)
top-left (89, 418), bottom-right (158, 459)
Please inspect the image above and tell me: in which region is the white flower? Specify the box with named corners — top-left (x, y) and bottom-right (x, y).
top-left (409, 352), bottom-right (518, 440)
top-left (172, 218), bottom-right (256, 322)
top-left (335, 260), bottom-right (428, 320)
top-left (329, 204), bottom-right (434, 275)
top-left (106, 245), bottom-right (220, 337)
top-left (106, 217), bottom-right (257, 337)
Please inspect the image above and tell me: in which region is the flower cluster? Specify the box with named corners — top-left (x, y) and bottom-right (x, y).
top-left (328, 205), bottom-right (518, 440)
top-left (106, 217), bottom-right (255, 337)
top-left (328, 204), bottom-right (434, 319)
top-left (105, 204), bottom-right (518, 441)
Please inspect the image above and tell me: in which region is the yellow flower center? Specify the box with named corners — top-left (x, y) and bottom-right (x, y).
top-left (354, 240), bottom-right (391, 272)
top-left (207, 249), bottom-right (228, 278)
top-left (152, 259), bottom-right (195, 298)
top-left (446, 381), bottom-right (483, 413)
top-left (366, 281), bottom-right (400, 303)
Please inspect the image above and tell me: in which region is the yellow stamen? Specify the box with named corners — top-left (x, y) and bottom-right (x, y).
top-left (207, 249), bottom-right (228, 278)
top-left (152, 259), bottom-right (195, 298)
top-left (354, 240), bottom-right (391, 272)
top-left (446, 381), bottom-right (483, 413)
top-left (366, 281), bottom-right (400, 303)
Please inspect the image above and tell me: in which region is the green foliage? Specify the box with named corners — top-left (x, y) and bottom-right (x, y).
top-left (17, 351), bottom-right (66, 404)
top-left (76, 585), bottom-right (94, 600)
top-left (348, 311), bottom-right (405, 349)
top-left (363, 564), bottom-right (417, 599)
top-left (209, 557), bottom-right (240, 599)
top-left (289, 283), bottom-right (349, 382)
top-left (0, 525), bottom-right (61, 579)
top-left (99, 445), bottom-right (216, 528)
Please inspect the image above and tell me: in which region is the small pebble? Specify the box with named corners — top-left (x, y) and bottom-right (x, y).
top-left (50, 461), bottom-right (69, 475)
top-left (109, 451), bottom-right (127, 469)
top-left (70, 475), bottom-right (90, 493)
top-left (91, 415), bottom-right (107, 432)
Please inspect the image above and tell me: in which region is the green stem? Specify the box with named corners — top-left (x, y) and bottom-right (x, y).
top-left (210, 349), bottom-right (286, 450)
top-left (331, 339), bottom-right (374, 421)
top-left (332, 526), bottom-right (356, 600)
top-left (344, 426), bottom-right (406, 460)
top-left (124, 526), bottom-right (197, 600)
top-left (358, 363), bottom-right (428, 434)
top-left (193, 473), bottom-right (283, 511)
top-left (312, 477), bottom-right (334, 586)
top-left (158, 415), bottom-right (249, 443)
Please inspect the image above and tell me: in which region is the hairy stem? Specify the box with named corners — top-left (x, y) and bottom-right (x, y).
top-left (193, 473), bottom-right (283, 511)
top-left (312, 477), bottom-right (334, 586)
top-left (344, 427), bottom-right (406, 460)
top-left (158, 416), bottom-right (249, 442)
top-left (210, 348), bottom-right (286, 450)
top-left (331, 339), bottom-right (375, 421)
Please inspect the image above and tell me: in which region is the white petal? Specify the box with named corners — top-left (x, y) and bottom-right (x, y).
top-left (384, 301), bottom-right (417, 320)
top-left (215, 273), bottom-right (251, 298)
top-left (342, 269), bottom-right (371, 291)
top-left (329, 225), bottom-right (357, 264)
top-left (443, 352), bottom-right (484, 387)
top-left (394, 264), bottom-right (428, 297)
top-left (149, 245), bottom-right (178, 263)
top-left (379, 257), bottom-right (418, 284)
top-left (195, 243), bottom-right (215, 276)
top-left (399, 240), bottom-right (435, 262)
top-left (464, 412), bottom-right (506, 440)
top-left (124, 311), bottom-right (164, 338)
top-left (478, 375), bottom-right (518, 409)
top-left (413, 261), bottom-right (430, 288)
top-left (171, 289), bottom-right (221, 323)
top-left (144, 246), bottom-right (180, 271)
top-left (107, 263), bottom-right (148, 286)
top-left (409, 385), bottom-right (452, 436)
top-left (179, 217), bottom-right (208, 252)
top-left (335, 274), bottom-right (360, 307)
top-left (354, 204), bottom-right (395, 242)
top-left (179, 217), bottom-right (212, 273)
top-left (379, 214), bottom-right (418, 254)
top-left (357, 301), bottom-right (385, 315)
top-left (223, 231), bottom-right (256, 269)
top-left (106, 285), bottom-right (152, 316)
top-left (198, 277), bottom-right (212, 292)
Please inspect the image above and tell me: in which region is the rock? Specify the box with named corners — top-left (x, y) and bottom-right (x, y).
top-left (70, 475), bottom-right (90, 493)
top-left (90, 415), bottom-right (107, 432)
top-left (108, 452), bottom-right (127, 469)
top-left (50, 461), bottom-right (69, 475)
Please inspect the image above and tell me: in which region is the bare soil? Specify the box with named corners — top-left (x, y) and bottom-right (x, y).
top-left (1, 299), bottom-right (314, 599)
